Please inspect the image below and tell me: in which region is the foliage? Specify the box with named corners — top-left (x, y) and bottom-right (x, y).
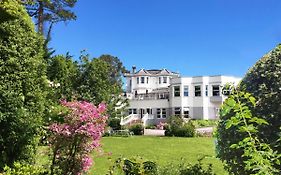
top-left (216, 85), bottom-right (281, 174)
top-left (48, 100), bottom-right (107, 175)
top-left (3, 162), bottom-right (48, 175)
top-left (108, 157), bottom-right (214, 175)
top-left (165, 116), bottom-right (195, 137)
top-left (145, 124), bottom-right (156, 129)
top-left (191, 120), bottom-right (218, 128)
top-left (77, 52), bottom-right (128, 119)
top-left (47, 54), bottom-right (79, 101)
top-left (108, 157), bottom-right (157, 175)
top-left (24, 0), bottom-right (77, 33)
top-left (0, 0), bottom-right (47, 168)
top-left (129, 124), bottom-right (144, 135)
top-left (99, 54), bottom-right (128, 86)
top-left (108, 118), bottom-right (122, 130)
top-left (158, 157), bottom-right (214, 175)
top-left (239, 44), bottom-right (281, 158)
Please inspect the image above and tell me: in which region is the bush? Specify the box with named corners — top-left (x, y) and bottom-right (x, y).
top-left (216, 44), bottom-right (281, 174)
top-left (48, 101), bottom-right (108, 175)
top-left (108, 157), bottom-right (157, 175)
top-left (165, 116), bottom-right (195, 137)
top-left (145, 124), bottom-right (156, 129)
top-left (216, 85), bottom-right (280, 174)
top-left (191, 120), bottom-right (218, 128)
top-left (159, 158), bottom-right (214, 175)
top-left (0, 0), bottom-right (47, 168)
top-left (129, 124), bottom-right (144, 135)
top-left (3, 162), bottom-right (48, 175)
top-left (108, 118), bottom-right (121, 130)
top-left (239, 44), bottom-right (281, 155)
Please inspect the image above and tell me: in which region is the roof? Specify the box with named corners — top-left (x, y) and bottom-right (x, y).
top-left (124, 68), bottom-right (179, 77)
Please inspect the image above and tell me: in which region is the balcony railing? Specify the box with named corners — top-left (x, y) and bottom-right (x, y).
top-left (132, 92), bottom-right (169, 100)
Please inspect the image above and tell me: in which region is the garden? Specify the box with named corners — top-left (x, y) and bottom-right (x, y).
top-left (0, 0), bottom-right (281, 175)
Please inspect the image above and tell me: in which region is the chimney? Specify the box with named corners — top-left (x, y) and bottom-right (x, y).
top-left (132, 65), bottom-right (136, 74)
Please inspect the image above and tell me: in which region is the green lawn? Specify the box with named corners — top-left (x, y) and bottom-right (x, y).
top-left (90, 136), bottom-right (227, 174)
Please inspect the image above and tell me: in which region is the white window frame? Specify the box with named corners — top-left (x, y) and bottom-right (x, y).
top-left (184, 86), bottom-right (189, 96)
top-left (141, 77), bottom-right (145, 84)
top-left (174, 86), bottom-right (180, 97)
top-left (194, 85), bottom-right (201, 97)
top-left (212, 85), bottom-right (220, 96)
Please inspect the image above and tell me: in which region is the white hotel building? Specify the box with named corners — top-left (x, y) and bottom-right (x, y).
top-left (121, 66), bottom-right (241, 126)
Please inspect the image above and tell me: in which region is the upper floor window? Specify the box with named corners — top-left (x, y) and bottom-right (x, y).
top-left (159, 77), bottom-right (161, 84)
top-left (205, 85), bottom-right (208, 96)
top-left (184, 86), bottom-right (189, 96)
top-left (212, 85), bottom-right (220, 96)
top-left (141, 77), bottom-right (145, 84)
top-left (137, 77), bottom-right (139, 84)
top-left (195, 85), bottom-right (201, 97)
top-left (174, 86), bottom-right (180, 97)
top-left (163, 77), bottom-right (167, 83)
top-left (147, 77), bottom-right (149, 84)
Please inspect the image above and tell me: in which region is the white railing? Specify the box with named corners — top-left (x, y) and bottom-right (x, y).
top-left (120, 114), bottom-right (140, 125)
top-left (142, 114), bottom-right (154, 126)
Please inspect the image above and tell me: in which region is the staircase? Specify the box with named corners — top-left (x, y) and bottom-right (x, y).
top-left (120, 114), bottom-right (140, 125)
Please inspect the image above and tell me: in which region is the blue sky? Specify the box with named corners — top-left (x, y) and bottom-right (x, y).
top-left (50, 0), bottom-right (281, 77)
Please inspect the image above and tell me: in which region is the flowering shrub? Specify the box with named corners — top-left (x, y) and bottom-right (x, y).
top-left (156, 122), bottom-right (166, 130)
top-left (49, 100), bottom-right (107, 175)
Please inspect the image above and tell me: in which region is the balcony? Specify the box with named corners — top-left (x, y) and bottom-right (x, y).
top-left (210, 96), bottom-right (223, 102)
top-left (131, 92), bottom-right (169, 100)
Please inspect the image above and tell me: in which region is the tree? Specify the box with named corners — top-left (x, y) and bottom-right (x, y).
top-left (216, 44), bottom-right (281, 174)
top-left (47, 54), bottom-right (79, 101)
top-left (24, 0), bottom-right (77, 34)
top-left (0, 0), bottom-right (47, 168)
top-left (76, 53), bottom-right (128, 119)
top-left (99, 54), bottom-right (127, 86)
top-left (240, 44), bottom-right (281, 155)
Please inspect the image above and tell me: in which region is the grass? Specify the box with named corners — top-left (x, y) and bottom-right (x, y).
top-left (89, 136), bottom-right (227, 174)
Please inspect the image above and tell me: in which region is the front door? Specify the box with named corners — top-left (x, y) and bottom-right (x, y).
top-left (140, 108), bottom-right (145, 118)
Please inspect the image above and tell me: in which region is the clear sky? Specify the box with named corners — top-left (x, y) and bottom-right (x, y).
top-left (50, 0), bottom-right (281, 77)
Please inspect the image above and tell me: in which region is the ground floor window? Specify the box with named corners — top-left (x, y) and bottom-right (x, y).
top-left (156, 108), bottom-right (166, 118)
top-left (146, 108), bottom-right (152, 114)
top-left (128, 108), bottom-right (137, 114)
top-left (174, 107), bottom-right (181, 116)
top-left (157, 108), bottom-right (161, 118)
top-left (162, 108), bottom-right (167, 118)
top-left (183, 107), bottom-right (189, 118)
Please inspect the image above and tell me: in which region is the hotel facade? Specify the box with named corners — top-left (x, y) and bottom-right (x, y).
top-left (121, 66), bottom-right (241, 126)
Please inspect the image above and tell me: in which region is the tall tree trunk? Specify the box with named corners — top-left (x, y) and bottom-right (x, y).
top-left (38, 1), bottom-right (44, 33)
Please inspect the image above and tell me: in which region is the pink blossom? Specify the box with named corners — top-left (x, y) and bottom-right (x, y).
top-left (48, 100), bottom-right (107, 175)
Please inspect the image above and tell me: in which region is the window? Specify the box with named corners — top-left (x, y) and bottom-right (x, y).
top-left (159, 77), bottom-right (161, 84)
top-left (137, 77), bottom-right (139, 84)
top-left (195, 85), bottom-right (201, 97)
top-left (162, 108), bottom-right (166, 118)
top-left (174, 86), bottom-right (180, 97)
top-left (205, 85), bottom-right (208, 96)
top-left (133, 108), bottom-right (137, 114)
top-left (146, 108), bottom-right (152, 114)
top-left (212, 85), bottom-right (220, 96)
top-left (174, 107), bottom-right (181, 116)
top-left (157, 108), bottom-right (161, 118)
top-left (183, 107), bottom-right (189, 118)
top-left (128, 109), bottom-right (132, 114)
top-left (141, 77), bottom-right (145, 84)
top-left (184, 86), bottom-right (189, 96)
top-left (163, 77), bottom-right (167, 83)
top-left (147, 77), bottom-right (149, 84)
